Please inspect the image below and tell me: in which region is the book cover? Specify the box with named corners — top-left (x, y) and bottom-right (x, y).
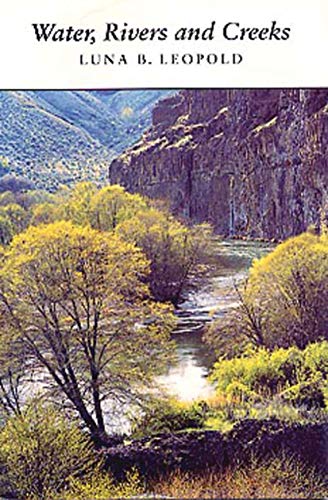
top-left (0, 1), bottom-right (327, 498)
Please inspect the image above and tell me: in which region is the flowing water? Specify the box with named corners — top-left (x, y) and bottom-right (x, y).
top-left (157, 239), bottom-right (274, 401)
top-left (24, 239), bottom-right (273, 433)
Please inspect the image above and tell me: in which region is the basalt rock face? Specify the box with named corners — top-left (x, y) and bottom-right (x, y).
top-left (103, 419), bottom-right (328, 479)
top-left (109, 89), bottom-right (328, 239)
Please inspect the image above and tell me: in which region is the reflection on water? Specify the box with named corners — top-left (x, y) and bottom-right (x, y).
top-left (158, 239), bottom-right (273, 401)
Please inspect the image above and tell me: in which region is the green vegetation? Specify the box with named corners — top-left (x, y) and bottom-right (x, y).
top-left (56, 469), bottom-right (143, 500)
top-left (0, 177), bottom-right (326, 498)
top-left (131, 397), bottom-right (208, 437)
top-left (149, 455), bottom-right (327, 499)
top-left (1, 403), bottom-right (326, 499)
top-left (0, 214), bottom-right (13, 245)
top-left (211, 341), bottom-right (328, 409)
top-left (206, 232), bottom-right (328, 355)
top-left (207, 341), bottom-right (328, 430)
top-left (0, 221), bottom-right (174, 438)
top-left (117, 208), bottom-right (211, 303)
top-left (0, 182), bottom-right (211, 305)
top-left (0, 404), bottom-right (99, 499)
top-left (0, 182), bottom-right (212, 443)
top-left (90, 184), bottom-right (147, 231)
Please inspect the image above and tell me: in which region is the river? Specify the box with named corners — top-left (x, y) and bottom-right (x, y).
top-left (24, 239), bottom-right (273, 433)
top-left (157, 239), bottom-right (273, 401)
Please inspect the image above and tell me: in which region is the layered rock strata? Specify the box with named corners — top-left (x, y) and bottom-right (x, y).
top-left (109, 89), bottom-right (328, 239)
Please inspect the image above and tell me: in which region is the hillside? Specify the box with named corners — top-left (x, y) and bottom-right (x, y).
top-left (0, 90), bottom-right (171, 190)
top-left (109, 90), bottom-right (328, 240)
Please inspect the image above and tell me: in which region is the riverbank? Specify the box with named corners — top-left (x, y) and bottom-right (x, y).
top-left (102, 418), bottom-right (328, 479)
top-left (158, 239), bottom-right (274, 402)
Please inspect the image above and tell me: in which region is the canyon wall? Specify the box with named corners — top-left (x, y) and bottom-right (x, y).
top-left (109, 89), bottom-right (328, 239)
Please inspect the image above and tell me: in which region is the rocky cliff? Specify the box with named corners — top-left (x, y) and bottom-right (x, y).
top-left (109, 89), bottom-right (328, 240)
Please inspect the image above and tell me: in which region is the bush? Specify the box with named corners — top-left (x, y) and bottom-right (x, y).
top-left (206, 232), bottom-right (328, 352)
top-left (0, 204), bottom-right (29, 233)
top-left (131, 398), bottom-right (209, 437)
top-left (0, 404), bottom-right (100, 499)
top-left (54, 468), bottom-right (143, 500)
top-left (210, 341), bottom-right (328, 410)
top-left (150, 454), bottom-right (327, 498)
top-left (117, 208), bottom-right (211, 304)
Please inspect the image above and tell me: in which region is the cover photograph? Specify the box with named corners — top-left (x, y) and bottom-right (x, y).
top-left (0, 0), bottom-right (327, 498)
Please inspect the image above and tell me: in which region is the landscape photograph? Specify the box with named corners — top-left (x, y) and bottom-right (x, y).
top-left (0, 88), bottom-right (327, 499)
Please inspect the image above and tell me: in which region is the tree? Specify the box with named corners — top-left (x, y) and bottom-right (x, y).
top-left (0, 338), bottom-right (26, 418)
top-left (90, 185), bottom-right (147, 232)
top-left (0, 221), bottom-right (174, 439)
top-left (117, 208), bottom-right (212, 304)
top-left (0, 204), bottom-right (29, 233)
top-left (60, 182), bottom-right (98, 226)
top-left (206, 232), bottom-right (328, 353)
top-left (30, 202), bottom-right (61, 226)
top-left (0, 404), bottom-right (99, 499)
top-left (0, 214), bottom-right (13, 245)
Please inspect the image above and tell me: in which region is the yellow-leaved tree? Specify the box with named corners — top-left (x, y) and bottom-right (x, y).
top-left (206, 231), bottom-right (328, 353)
top-left (90, 184), bottom-right (147, 232)
top-left (28, 183), bottom-right (212, 305)
top-left (0, 221), bottom-right (174, 439)
top-left (117, 208), bottom-right (212, 304)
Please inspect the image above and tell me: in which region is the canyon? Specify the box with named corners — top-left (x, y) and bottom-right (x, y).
top-left (109, 89), bottom-right (328, 240)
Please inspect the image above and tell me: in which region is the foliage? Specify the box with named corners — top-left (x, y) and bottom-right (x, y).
top-left (117, 208), bottom-right (212, 303)
top-left (0, 190), bottom-right (55, 240)
top-left (0, 404), bottom-right (99, 500)
top-left (210, 341), bottom-right (328, 409)
top-left (0, 214), bottom-right (13, 245)
top-left (28, 182), bottom-right (209, 304)
top-left (0, 221), bottom-right (175, 438)
top-left (37, 183), bottom-right (148, 231)
top-left (203, 394), bottom-right (328, 431)
top-left (59, 181), bottom-right (98, 226)
top-left (0, 205), bottom-right (30, 244)
top-left (56, 468), bottom-right (143, 500)
top-left (90, 184), bottom-right (147, 231)
top-left (0, 204), bottom-right (29, 233)
top-left (4, 181), bottom-right (211, 305)
top-left (30, 202), bottom-right (60, 225)
top-left (207, 232), bottom-right (328, 352)
top-left (150, 455), bottom-right (328, 498)
top-left (131, 398), bottom-right (208, 437)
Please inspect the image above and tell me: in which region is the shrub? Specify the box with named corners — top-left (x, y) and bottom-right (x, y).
top-left (54, 468), bottom-right (144, 500)
top-left (0, 404), bottom-right (100, 499)
top-left (131, 398), bottom-right (209, 437)
top-left (150, 454), bottom-right (327, 498)
top-left (206, 232), bottom-right (328, 352)
top-left (210, 341), bottom-right (328, 410)
top-left (0, 204), bottom-right (29, 233)
top-left (0, 214), bottom-right (13, 245)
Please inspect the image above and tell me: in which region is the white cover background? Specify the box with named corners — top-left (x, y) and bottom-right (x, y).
top-left (0, 0), bottom-right (327, 88)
